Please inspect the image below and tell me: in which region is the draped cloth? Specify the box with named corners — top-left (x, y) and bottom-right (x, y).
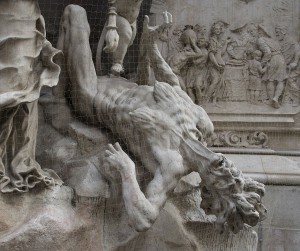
top-left (0, 0), bottom-right (62, 192)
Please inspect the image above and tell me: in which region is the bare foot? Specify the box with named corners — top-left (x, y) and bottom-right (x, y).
top-left (272, 99), bottom-right (280, 109)
top-left (111, 63), bottom-right (124, 76)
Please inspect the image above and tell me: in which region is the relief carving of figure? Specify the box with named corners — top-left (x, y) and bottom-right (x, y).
top-left (254, 25), bottom-right (287, 108)
top-left (206, 21), bottom-right (232, 103)
top-left (223, 23), bottom-right (254, 102)
top-left (0, 0), bottom-right (62, 193)
top-left (227, 24), bottom-right (249, 66)
top-left (185, 36), bottom-right (209, 104)
top-left (96, 0), bottom-right (143, 76)
top-left (194, 24), bottom-right (208, 40)
top-left (168, 25), bottom-right (185, 56)
top-left (247, 50), bottom-right (267, 104)
top-left (168, 25), bottom-right (203, 91)
top-left (275, 25), bottom-right (300, 106)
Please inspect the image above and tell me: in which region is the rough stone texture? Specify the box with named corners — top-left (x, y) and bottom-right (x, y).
top-left (0, 0), bottom-right (62, 193)
top-left (5, 1), bottom-right (298, 250)
top-left (0, 186), bottom-right (104, 251)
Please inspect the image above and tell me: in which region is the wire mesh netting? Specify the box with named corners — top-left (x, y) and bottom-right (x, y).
top-left (0, 0), bottom-right (300, 250)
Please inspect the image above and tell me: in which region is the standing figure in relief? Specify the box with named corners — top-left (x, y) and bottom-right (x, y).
top-left (96, 0), bottom-right (143, 76)
top-left (255, 25), bottom-right (287, 108)
top-left (227, 24), bottom-right (251, 66)
top-left (168, 25), bottom-right (185, 57)
top-left (247, 50), bottom-right (266, 104)
top-left (275, 25), bottom-right (300, 106)
top-left (186, 36), bottom-right (209, 104)
top-left (206, 21), bottom-right (232, 104)
top-left (168, 25), bottom-right (202, 91)
top-left (194, 24), bottom-right (207, 41)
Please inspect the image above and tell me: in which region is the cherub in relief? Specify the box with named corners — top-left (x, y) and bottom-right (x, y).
top-left (247, 50), bottom-right (266, 104)
top-left (96, 0), bottom-right (143, 76)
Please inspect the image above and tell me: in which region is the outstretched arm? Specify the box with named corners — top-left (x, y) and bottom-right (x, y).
top-left (104, 143), bottom-right (184, 232)
top-left (139, 12), bottom-right (180, 87)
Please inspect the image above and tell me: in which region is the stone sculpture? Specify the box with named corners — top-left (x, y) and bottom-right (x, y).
top-left (57, 5), bottom-right (266, 233)
top-left (185, 36), bottom-right (209, 104)
top-left (206, 21), bottom-right (232, 104)
top-left (137, 11), bottom-right (180, 87)
top-left (96, 0), bottom-right (143, 76)
top-left (275, 25), bottom-right (300, 106)
top-left (168, 26), bottom-right (203, 91)
top-left (209, 131), bottom-right (269, 148)
top-left (255, 25), bottom-right (287, 108)
top-left (160, 20), bottom-right (300, 109)
top-left (0, 0), bottom-right (62, 193)
top-left (247, 50), bottom-right (267, 104)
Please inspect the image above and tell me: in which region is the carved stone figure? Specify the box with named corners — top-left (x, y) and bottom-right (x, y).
top-left (168, 26), bottom-right (203, 91)
top-left (255, 25), bottom-right (287, 108)
top-left (137, 12), bottom-right (179, 87)
top-left (185, 36), bottom-right (209, 104)
top-left (0, 0), bottom-right (62, 193)
top-left (194, 24), bottom-right (207, 40)
top-left (168, 25), bottom-right (185, 56)
top-left (96, 0), bottom-right (143, 76)
top-left (247, 50), bottom-right (267, 104)
top-left (227, 24), bottom-right (252, 65)
top-left (275, 25), bottom-right (300, 106)
top-left (224, 23), bottom-right (252, 102)
top-left (57, 5), bottom-right (266, 233)
top-left (205, 21), bottom-right (232, 103)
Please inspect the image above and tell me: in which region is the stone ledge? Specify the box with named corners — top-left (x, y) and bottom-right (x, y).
top-left (224, 154), bottom-right (300, 185)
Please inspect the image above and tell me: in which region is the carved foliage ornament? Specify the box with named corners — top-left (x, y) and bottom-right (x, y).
top-left (209, 131), bottom-right (269, 148)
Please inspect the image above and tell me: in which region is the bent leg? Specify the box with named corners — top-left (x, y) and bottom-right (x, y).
top-left (266, 81), bottom-right (275, 100)
top-left (57, 5), bottom-right (98, 119)
top-left (206, 69), bottom-right (221, 102)
top-left (111, 15), bottom-right (133, 75)
top-left (273, 81), bottom-right (285, 101)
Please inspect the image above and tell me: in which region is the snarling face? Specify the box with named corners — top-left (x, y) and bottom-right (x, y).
top-left (129, 82), bottom-right (267, 233)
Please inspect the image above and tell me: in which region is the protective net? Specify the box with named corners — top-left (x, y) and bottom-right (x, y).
top-left (0, 0), bottom-right (299, 250)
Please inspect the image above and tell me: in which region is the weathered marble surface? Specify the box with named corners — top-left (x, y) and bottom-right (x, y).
top-left (148, 0), bottom-right (300, 153)
top-left (0, 1), bottom-right (276, 251)
top-left (0, 186), bottom-right (104, 251)
top-left (0, 0), bottom-right (62, 193)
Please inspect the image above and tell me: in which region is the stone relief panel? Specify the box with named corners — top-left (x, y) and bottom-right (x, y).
top-left (158, 22), bottom-right (300, 109)
top-left (149, 0), bottom-right (300, 110)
